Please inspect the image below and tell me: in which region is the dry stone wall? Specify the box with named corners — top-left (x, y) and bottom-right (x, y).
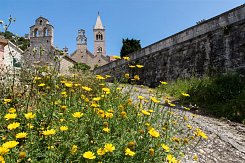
top-left (94, 4), bottom-right (245, 87)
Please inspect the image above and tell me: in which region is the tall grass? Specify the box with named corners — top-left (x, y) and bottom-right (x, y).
top-left (159, 74), bottom-right (245, 123)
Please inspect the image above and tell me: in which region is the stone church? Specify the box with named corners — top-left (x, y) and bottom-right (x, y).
top-left (23, 16), bottom-right (77, 74)
top-left (24, 14), bottom-right (112, 71)
top-left (70, 14), bottom-right (114, 69)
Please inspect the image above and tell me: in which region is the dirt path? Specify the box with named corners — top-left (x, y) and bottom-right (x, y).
top-left (122, 84), bottom-right (245, 163)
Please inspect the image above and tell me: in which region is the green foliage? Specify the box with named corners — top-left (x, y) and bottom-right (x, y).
top-left (120, 38), bottom-right (141, 57)
top-left (71, 62), bottom-right (91, 72)
top-left (0, 31), bottom-right (30, 51)
top-left (159, 74), bottom-right (245, 122)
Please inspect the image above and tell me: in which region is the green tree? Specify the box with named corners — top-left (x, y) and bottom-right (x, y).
top-left (71, 63), bottom-right (91, 72)
top-left (120, 38), bottom-right (141, 57)
top-left (0, 31), bottom-right (30, 51)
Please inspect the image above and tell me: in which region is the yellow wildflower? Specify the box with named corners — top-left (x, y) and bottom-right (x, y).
top-left (71, 145), bottom-right (78, 154)
top-left (103, 127), bottom-right (110, 133)
top-left (136, 64), bottom-right (144, 68)
top-left (134, 75), bottom-right (140, 80)
top-left (148, 128), bottom-right (160, 138)
top-left (161, 144), bottom-right (170, 152)
top-left (123, 56), bottom-right (130, 61)
top-left (187, 124), bottom-right (192, 129)
top-left (166, 154), bottom-right (178, 163)
top-left (0, 147), bottom-right (9, 155)
top-left (150, 97), bottom-right (161, 103)
top-left (113, 56), bottom-right (121, 59)
top-left (195, 128), bottom-right (208, 139)
top-left (124, 73), bottom-right (130, 78)
top-left (24, 112), bottom-right (36, 119)
top-left (4, 113), bottom-right (17, 120)
top-left (83, 151), bottom-right (96, 159)
top-left (19, 151), bottom-right (27, 159)
top-left (3, 98), bottom-right (11, 103)
top-left (181, 92), bottom-right (190, 97)
top-left (27, 123), bottom-right (34, 129)
top-left (160, 81), bottom-right (168, 85)
top-left (96, 75), bottom-right (106, 80)
top-left (193, 154), bottom-right (198, 161)
top-left (104, 143), bottom-right (115, 153)
top-left (105, 112), bottom-right (113, 118)
top-left (8, 108), bottom-right (16, 113)
top-left (2, 141), bottom-right (19, 149)
top-left (64, 82), bottom-right (73, 88)
top-left (169, 103), bottom-right (176, 107)
top-left (137, 96), bottom-right (145, 100)
top-left (60, 126), bottom-right (68, 131)
top-left (92, 97), bottom-right (101, 101)
top-left (7, 122), bottom-right (20, 130)
top-left (129, 65), bottom-right (135, 68)
top-left (105, 75), bottom-right (111, 78)
top-left (149, 148), bottom-right (154, 156)
top-left (60, 105), bottom-right (67, 111)
top-left (121, 111), bottom-right (127, 118)
top-left (102, 87), bottom-right (110, 94)
top-left (38, 83), bottom-right (45, 87)
top-left (0, 156), bottom-right (5, 163)
top-left (125, 148), bottom-right (135, 157)
top-left (97, 148), bottom-right (106, 156)
top-left (82, 86), bottom-right (92, 92)
top-left (16, 132), bottom-right (28, 139)
top-left (141, 110), bottom-right (151, 116)
top-left (74, 83), bottom-right (80, 87)
top-left (72, 112), bottom-right (84, 118)
top-left (42, 129), bottom-right (56, 136)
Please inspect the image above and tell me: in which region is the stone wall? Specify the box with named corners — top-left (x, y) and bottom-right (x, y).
top-left (94, 4), bottom-right (245, 87)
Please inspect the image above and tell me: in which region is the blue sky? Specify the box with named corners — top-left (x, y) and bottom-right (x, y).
top-left (1, 0), bottom-right (244, 56)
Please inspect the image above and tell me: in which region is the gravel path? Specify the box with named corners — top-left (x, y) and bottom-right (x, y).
top-left (121, 84), bottom-right (245, 163)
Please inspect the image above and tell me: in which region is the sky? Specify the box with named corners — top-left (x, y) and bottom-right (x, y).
top-left (1, 0), bottom-right (244, 56)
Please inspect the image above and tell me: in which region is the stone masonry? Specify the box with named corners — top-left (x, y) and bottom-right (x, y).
top-left (94, 4), bottom-right (245, 87)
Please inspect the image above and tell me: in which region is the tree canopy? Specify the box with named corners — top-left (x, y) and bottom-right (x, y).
top-left (120, 38), bottom-right (141, 57)
top-left (71, 62), bottom-right (91, 72)
top-left (0, 31), bottom-right (30, 51)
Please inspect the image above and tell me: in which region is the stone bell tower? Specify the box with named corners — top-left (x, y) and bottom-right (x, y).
top-left (29, 17), bottom-right (54, 51)
top-left (93, 13), bottom-right (106, 56)
top-left (76, 29), bottom-right (88, 63)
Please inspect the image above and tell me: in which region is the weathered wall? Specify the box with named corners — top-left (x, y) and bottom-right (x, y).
top-left (94, 4), bottom-right (245, 87)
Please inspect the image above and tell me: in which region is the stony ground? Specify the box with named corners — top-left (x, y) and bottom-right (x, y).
top-left (122, 84), bottom-right (245, 163)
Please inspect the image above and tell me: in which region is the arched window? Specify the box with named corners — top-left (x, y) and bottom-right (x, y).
top-left (39, 20), bottom-right (43, 25)
top-left (34, 28), bottom-right (38, 37)
top-left (43, 28), bottom-right (48, 36)
top-left (97, 47), bottom-right (102, 53)
top-left (96, 32), bottom-right (103, 41)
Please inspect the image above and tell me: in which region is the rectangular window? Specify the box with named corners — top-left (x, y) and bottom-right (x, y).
top-left (13, 58), bottom-right (21, 67)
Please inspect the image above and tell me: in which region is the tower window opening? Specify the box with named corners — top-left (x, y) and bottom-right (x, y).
top-left (40, 20), bottom-right (43, 25)
top-left (43, 28), bottom-right (48, 36)
top-left (97, 47), bottom-right (102, 53)
top-left (96, 32), bottom-right (103, 41)
top-left (34, 28), bottom-right (38, 37)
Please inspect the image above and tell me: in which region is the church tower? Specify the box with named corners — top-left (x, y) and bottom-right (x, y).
top-left (76, 29), bottom-right (87, 63)
top-left (93, 13), bottom-right (106, 56)
top-left (29, 17), bottom-right (54, 51)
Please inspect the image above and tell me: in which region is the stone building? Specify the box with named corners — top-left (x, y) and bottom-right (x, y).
top-left (70, 14), bottom-right (113, 69)
top-left (24, 16), bottom-right (76, 73)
